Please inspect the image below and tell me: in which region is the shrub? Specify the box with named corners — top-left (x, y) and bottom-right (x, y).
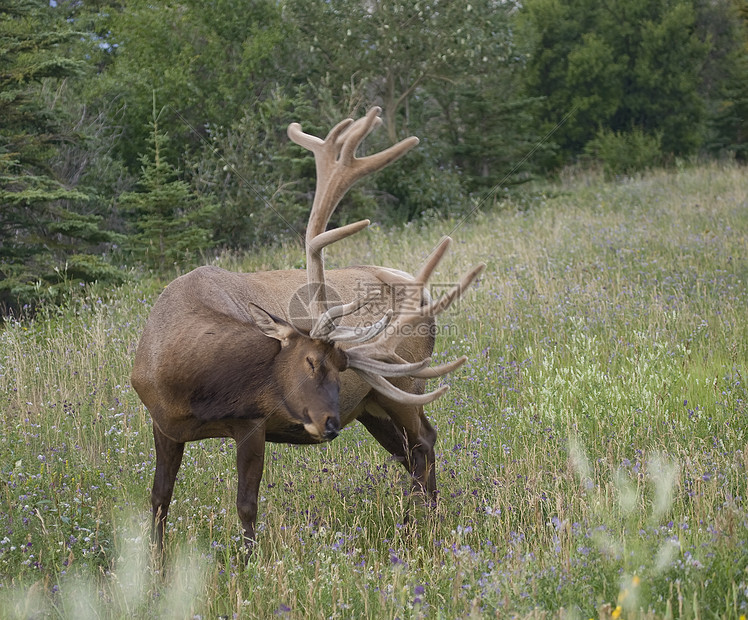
top-left (585, 127), bottom-right (664, 177)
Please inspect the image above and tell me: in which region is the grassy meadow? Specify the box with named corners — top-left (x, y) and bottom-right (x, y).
top-left (1, 162), bottom-right (747, 618)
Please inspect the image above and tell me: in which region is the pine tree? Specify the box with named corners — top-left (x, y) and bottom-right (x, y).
top-left (119, 100), bottom-right (215, 269)
top-left (0, 0), bottom-right (121, 315)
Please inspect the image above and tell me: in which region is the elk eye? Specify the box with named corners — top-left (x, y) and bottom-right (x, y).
top-left (306, 356), bottom-right (316, 373)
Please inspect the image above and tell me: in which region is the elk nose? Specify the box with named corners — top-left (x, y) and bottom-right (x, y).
top-left (323, 416), bottom-right (340, 440)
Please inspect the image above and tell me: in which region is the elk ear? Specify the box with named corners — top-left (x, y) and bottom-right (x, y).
top-left (248, 303), bottom-right (297, 347)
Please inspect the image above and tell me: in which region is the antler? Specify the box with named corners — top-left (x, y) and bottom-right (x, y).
top-left (345, 237), bottom-right (485, 404)
top-left (288, 108), bottom-right (485, 406)
top-left (288, 106), bottom-right (419, 319)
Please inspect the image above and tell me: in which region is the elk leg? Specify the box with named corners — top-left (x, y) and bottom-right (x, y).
top-left (235, 425), bottom-right (266, 553)
top-left (359, 406), bottom-right (437, 505)
top-left (151, 424), bottom-right (185, 553)
top-left (358, 410), bottom-right (408, 460)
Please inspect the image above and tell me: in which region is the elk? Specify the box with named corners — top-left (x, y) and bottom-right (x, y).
top-left (131, 107), bottom-right (484, 554)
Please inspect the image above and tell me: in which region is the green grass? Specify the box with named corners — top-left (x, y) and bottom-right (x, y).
top-left (1, 162), bottom-right (747, 618)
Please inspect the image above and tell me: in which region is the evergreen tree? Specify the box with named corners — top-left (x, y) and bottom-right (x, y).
top-left (0, 0), bottom-right (121, 315)
top-left (119, 102), bottom-right (215, 269)
top-left (700, 0), bottom-right (748, 158)
top-left (521, 0), bottom-right (711, 166)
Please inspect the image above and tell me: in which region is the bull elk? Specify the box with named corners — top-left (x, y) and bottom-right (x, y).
top-left (131, 107), bottom-right (484, 554)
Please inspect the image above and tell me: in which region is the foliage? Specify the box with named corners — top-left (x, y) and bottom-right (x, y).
top-left (83, 0), bottom-right (292, 172)
top-left (188, 85), bottom-right (321, 249)
top-left (0, 163), bottom-right (746, 617)
top-left (585, 127), bottom-right (664, 177)
top-left (118, 102), bottom-right (215, 269)
top-left (371, 143), bottom-right (466, 222)
top-left (444, 85), bottom-right (545, 192)
top-left (284, 0), bottom-right (512, 141)
top-left (521, 0), bottom-right (712, 164)
top-left (708, 51), bottom-right (748, 159)
top-left (0, 0), bottom-right (123, 316)
top-left (699, 0), bottom-right (748, 158)
top-left (283, 0), bottom-right (540, 202)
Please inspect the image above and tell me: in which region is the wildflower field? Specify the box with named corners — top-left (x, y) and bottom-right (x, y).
top-left (1, 163), bottom-right (747, 618)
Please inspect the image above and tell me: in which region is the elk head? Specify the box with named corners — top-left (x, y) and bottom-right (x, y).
top-left (245, 303), bottom-right (348, 440)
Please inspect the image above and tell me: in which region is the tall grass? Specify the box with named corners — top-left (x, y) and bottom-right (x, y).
top-left (1, 162), bottom-right (746, 618)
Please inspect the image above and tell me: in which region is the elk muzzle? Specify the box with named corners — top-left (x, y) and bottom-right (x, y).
top-left (323, 415), bottom-right (340, 440)
top-left (302, 409), bottom-right (341, 442)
